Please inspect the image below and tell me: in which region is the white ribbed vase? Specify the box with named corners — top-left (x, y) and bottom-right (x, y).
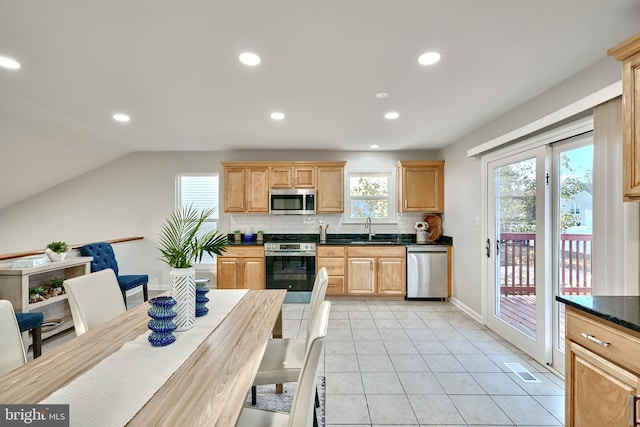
top-left (170, 267), bottom-right (196, 331)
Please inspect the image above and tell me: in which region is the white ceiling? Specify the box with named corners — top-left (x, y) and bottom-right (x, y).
top-left (0, 1), bottom-right (639, 209)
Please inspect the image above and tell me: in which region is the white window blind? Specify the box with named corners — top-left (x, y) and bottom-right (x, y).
top-left (177, 174), bottom-right (219, 264)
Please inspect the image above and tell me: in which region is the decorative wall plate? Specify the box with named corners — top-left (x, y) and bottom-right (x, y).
top-left (424, 214), bottom-right (442, 241)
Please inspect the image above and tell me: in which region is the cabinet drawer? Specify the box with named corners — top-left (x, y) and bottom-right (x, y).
top-left (347, 246), bottom-right (406, 257)
top-left (317, 258), bottom-right (344, 275)
top-left (566, 309), bottom-right (640, 373)
top-left (317, 246), bottom-right (345, 257)
top-left (221, 246), bottom-right (264, 257)
top-left (326, 276), bottom-right (344, 295)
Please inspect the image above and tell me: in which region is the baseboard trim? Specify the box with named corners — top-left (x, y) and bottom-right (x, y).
top-left (449, 297), bottom-right (482, 324)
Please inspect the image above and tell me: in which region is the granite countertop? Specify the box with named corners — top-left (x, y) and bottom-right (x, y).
top-left (556, 295), bottom-right (640, 334)
top-left (225, 233), bottom-right (452, 247)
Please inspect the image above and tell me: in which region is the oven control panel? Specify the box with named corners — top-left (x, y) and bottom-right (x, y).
top-left (264, 242), bottom-right (316, 251)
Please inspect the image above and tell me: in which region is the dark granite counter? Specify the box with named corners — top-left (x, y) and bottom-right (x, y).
top-left (225, 233), bottom-right (452, 247)
top-left (556, 295), bottom-right (640, 334)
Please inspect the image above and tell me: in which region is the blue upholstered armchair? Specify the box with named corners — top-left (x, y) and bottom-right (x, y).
top-left (79, 242), bottom-right (148, 308)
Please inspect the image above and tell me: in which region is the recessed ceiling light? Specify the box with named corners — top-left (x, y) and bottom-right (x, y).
top-left (375, 92), bottom-right (389, 99)
top-left (270, 112), bottom-right (285, 120)
top-left (418, 51), bottom-right (441, 65)
top-left (0, 56), bottom-right (21, 69)
top-left (239, 52), bottom-right (261, 66)
top-left (113, 113), bottom-right (130, 122)
top-left (384, 112), bottom-right (399, 120)
top-left (370, 144), bottom-right (381, 149)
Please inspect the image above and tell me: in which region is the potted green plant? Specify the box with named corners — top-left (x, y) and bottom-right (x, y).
top-left (29, 287), bottom-right (45, 303)
top-left (158, 205), bottom-right (228, 330)
top-left (45, 241), bottom-right (70, 262)
top-left (233, 230), bottom-right (241, 243)
top-left (48, 277), bottom-right (65, 297)
top-left (256, 230), bottom-right (264, 243)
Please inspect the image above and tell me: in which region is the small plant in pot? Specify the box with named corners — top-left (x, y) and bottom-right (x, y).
top-left (48, 277), bottom-right (65, 297)
top-left (29, 287), bottom-right (45, 303)
top-left (45, 241), bottom-right (70, 262)
top-left (233, 230), bottom-right (241, 243)
top-left (158, 205), bottom-right (228, 331)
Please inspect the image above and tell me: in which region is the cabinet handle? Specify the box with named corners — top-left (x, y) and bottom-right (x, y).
top-left (404, 199), bottom-right (407, 209)
top-left (629, 395), bottom-right (639, 426)
top-left (235, 261), bottom-right (239, 272)
top-left (581, 332), bottom-right (611, 348)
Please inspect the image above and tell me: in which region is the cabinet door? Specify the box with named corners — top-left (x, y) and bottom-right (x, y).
top-left (566, 342), bottom-right (640, 427)
top-left (400, 165), bottom-right (443, 212)
top-left (224, 168), bottom-right (247, 212)
top-left (217, 258), bottom-right (240, 289)
top-left (326, 276), bottom-right (344, 296)
top-left (377, 257), bottom-right (406, 295)
top-left (294, 166), bottom-right (315, 188)
top-left (247, 168), bottom-right (269, 212)
top-left (347, 258), bottom-right (375, 294)
top-left (317, 167), bottom-right (344, 213)
top-left (623, 51), bottom-right (640, 201)
top-left (270, 167), bottom-right (293, 188)
top-left (242, 258), bottom-right (265, 290)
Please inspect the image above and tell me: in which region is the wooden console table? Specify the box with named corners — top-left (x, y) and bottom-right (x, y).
top-left (0, 257), bottom-right (92, 339)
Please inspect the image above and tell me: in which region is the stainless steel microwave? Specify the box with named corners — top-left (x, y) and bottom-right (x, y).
top-left (269, 188), bottom-right (316, 215)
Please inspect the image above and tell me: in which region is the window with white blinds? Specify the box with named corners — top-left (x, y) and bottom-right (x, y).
top-left (177, 174), bottom-right (220, 264)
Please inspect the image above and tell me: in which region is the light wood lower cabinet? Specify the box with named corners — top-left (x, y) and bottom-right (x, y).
top-left (565, 307), bottom-right (640, 426)
top-left (317, 246), bottom-right (345, 296)
top-left (216, 246), bottom-right (265, 290)
top-left (346, 247), bottom-right (406, 296)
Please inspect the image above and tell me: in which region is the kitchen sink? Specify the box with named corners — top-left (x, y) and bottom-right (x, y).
top-left (349, 241), bottom-right (395, 245)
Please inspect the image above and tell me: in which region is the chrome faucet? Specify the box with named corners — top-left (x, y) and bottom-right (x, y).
top-left (364, 217), bottom-right (374, 240)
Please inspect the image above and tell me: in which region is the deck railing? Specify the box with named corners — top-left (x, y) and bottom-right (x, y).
top-left (499, 232), bottom-right (592, 296)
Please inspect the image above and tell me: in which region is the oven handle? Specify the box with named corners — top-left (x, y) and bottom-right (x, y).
top-left (265, 251), bottom-right (316, 257)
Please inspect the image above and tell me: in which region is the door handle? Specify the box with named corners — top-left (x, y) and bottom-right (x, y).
top-left (486, 239), bottom-right (490, 258)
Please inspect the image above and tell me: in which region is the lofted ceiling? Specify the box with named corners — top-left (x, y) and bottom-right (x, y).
top-left (0, 1), bottom-right (639, 210)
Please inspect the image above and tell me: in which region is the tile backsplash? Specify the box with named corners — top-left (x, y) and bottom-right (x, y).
top-left (227, 212), bottom-right (436, 236)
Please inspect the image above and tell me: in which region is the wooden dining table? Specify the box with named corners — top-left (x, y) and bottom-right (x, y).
top-left (0, 289), bottom-right (287, 426)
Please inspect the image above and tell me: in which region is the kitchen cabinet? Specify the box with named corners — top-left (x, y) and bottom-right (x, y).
top-left (222, 161), bottom-right (345, 213)
top-left (0, 257), bottom-right (92, 339)
top-left (216, 246), bottom-right (265, 289)
top-left (609, 33), bottom-right (640, 202)
top-left (564, 307), bottom-right (640, 426)
top-left (316, 164), bottom-right (345, 213)
top-left (346, 246), bottom-right (406, 296)
top-left (316, 246), bottom-right (345, 295)
top-left (222, 164), bottom-right (269, 213)
top-left (396, 160), bottom-right (445, 212)
top-left (270, 165), bottom-right (316, 188)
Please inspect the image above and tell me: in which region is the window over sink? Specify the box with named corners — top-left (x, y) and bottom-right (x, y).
top-left (346, 172), bottom-right (393, 222)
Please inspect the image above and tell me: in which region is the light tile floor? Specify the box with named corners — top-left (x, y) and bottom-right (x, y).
top-left (282, 298), bottom-right (565, 427)
top-left (36, 293), bottom-right (565, 426)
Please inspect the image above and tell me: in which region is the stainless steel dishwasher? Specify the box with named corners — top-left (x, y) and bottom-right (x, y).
top-left (406, 245), bottom-right (448, 300)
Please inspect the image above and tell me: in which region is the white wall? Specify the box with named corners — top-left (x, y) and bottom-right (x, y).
top-left (439, 56), bottom-right (624, 318)
top-left (0, 149), bottom-right (437, 287)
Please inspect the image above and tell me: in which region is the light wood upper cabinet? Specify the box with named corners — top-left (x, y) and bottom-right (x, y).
top-left (396, 160), bottom-right (444, 212)
top-left (270, 166), bottom-right (316, 188)
top-left (246, 168), bottom-right (270, 212)
top-left (564, 308), bottom-right (640, 426)
top-left (317, 165), bottom-right (345, 213)
top-left (223, 161), bottom-right (344, 212)
top-left (222, 164), bottom-right (269, 213)
top-left (223, 167), bottom-right (247, 212)
top-left (609, 33), bottom-right (640, 202)
top-left (216, 246), bottom-right (265, 289)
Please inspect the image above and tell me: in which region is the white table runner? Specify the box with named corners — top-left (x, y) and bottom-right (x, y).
top-left (41, 289), bottom-right (248, 427)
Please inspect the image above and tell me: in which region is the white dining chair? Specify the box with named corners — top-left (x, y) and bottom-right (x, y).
top-left (251, 267), bottom-right (329, 405)
top-left (0, 300), bottom-right (27, 376)
top-left (238, 300), bottom-right (330, 427)
top-left (64, 269), bottom-right (126, 336)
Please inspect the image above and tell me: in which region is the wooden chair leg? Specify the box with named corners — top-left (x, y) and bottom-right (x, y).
top-left (122, 290), bottom-right (128, 309)
top-left (143, 283), bottom-right (149, 301)
top-left (32, 326), bottom-right (42, 358)
top-left (251, 386), bottom-right (257, 405)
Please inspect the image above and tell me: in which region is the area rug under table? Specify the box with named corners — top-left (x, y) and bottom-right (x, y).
top-left (243, 376), bottom-right (326, 426)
